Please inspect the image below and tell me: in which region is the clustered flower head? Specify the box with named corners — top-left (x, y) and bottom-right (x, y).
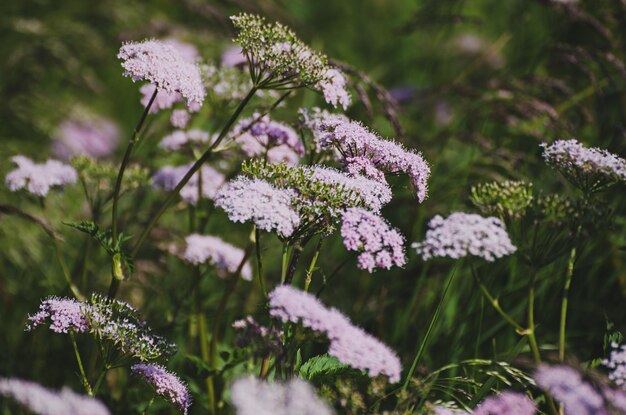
top-left (534, 365), bottom-right (606, 415)
top-left (152, 163), bottom-right (225, 205)
top-left (118, 39), bottom-right (205, 108)
top-left (471, 180), bottom-right (534, 220)
top-left (473, 391), bottom-right (536, 415)
top-left (232, 114), bottom-right (304, 165)
top-left (132, 364), bottom-right (191, 415)
top-left (0, 378), bottom-right (110, 415)
top-left (413, 212), bottom-right (517, 262)
top-left (298, 107), bottom-right (349, 152)
top-left (170, 109), bottom-right (191, 128)
top-left (341, 208), bottom-right (406, 272)
top-left (182, 234), bottom-right (252, 280)
top-left (53, 114), bottom-right (120, 160)
top-left (319, 119), bottom-right (430, 202)
top-left (5, 155), bottom-right (78, 197)
top-left (27, 295), bottom-right (174, 361)
top-left (215, 176), bottom-right (301, 238)
top-left (602, 342), bottom-right (626, 387)
top-left (159, 129), bottom-right (214, 152)
top-left (230, 377), bottom-right (333, 415)
top-left (542, 139), bottom-right (626, 192)
top-left (269, 285), bottom-right (402, 382)
top-left (316, 68), bottom-right (351, 110)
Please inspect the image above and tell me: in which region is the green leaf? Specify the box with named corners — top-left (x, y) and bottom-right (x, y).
top-left (298, 354), bottom-right (360, 382)
top-left (63, 220), bottom-right (114, 254)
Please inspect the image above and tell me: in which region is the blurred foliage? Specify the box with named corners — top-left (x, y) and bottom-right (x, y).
top-left (1, 0), bottom-right (626, 414)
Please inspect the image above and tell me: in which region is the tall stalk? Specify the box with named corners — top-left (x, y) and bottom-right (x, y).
top-left (559, 226), bottom-right (580, 361)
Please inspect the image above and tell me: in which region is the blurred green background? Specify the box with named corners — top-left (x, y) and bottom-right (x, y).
top-left (1, 0), bottom-right (626, 413)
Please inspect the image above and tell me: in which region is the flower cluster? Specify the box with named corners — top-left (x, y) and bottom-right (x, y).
top-left (602, 342), bottom-right (626, 387)
top-left (232, 114), bottom-right (304, 165)
top-left (341, 208), bottom-right (406, 272)
top-left (0, 378), bottom-right (110, 415)
top-left (27, 295), bottom-right (174, 361)
top-left (471, 180), bottom-right (534, 220)
top-left (269, 285), bottom-right (402, 382)
top-left (170, 109), bottom-right (191, 129)
top-left (319, 119), bottom-right (430, 202)
top-left (534, 365), bottom-right (605, 415)
top-left (413, 212), bottom-right (517, 262)
top-left (182, 234), bottom-right (252, 280)
top-left (214, 176), bottom-right (301, 238)
top-left (232, 316), bottom-right (282, 357)
top-left (118, 39), bottom-right (205, 108)
top-left (473, 392), bottom-right (536, 415)
top-left (152, 163), bottom-right (225, 205)
top-left (542, 139), bottom-right (626, 192)
top-left (298, 107), bottom-right (349, 152)
top-left (131, 364), bottom-right (191, 415)
top-left (5, 155), bottom-right (78, 197)
top-left (316, 68), bottom-right (351, 110)
top-left (159, 129), bottom-right (214, 152)
top-left (230, 377), bottom-right (333, 415)
top-left (53, 114), bottom-right (120, 160)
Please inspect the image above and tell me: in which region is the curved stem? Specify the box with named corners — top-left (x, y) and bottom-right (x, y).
top-left (559, 228), bottom-right (580, 361)
top-left (70, 331), bottom-right (93, 396)
top-left (526, 273), bottom-right (542, 365)
top-left (304, 238), bottom-right (323, 292)
top-left (470, 264), bottom-right (523, 331)
top-left (254, 227), bottom-right (267, 298)
top-left (402, 264), bottom-right (457, 391)
top-left (129, 86), bottom-right (258, 260)
top-left (283, 243), bottom-right (303, 285)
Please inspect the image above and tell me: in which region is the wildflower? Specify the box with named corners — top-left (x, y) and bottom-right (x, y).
top-left (602, 342), bottom-right (626, 387)
top-left (5, 155), bottom-right (77, 197)
top-left (534, 365), bottom-right (606, 415)
top-left (298, 107), bottom-right (349, 152)
top-left (26, 297), bottom-right (89, 333)
top-left (473, 391), bottom-right (536, 415)
top-left (320, 119), bottom-right (430, 202)
top-left (232, 114), bottom-right (304, 164)
top-left (230, 377), bottom-right (333, 415)
top-left (269, 285), bottom-right (401, 382)
top-left (341, 208), bottom-right (406, 272)
top-left (170, 109), bottom-right (191, 129)
top-left (152, 163), bottom-right (225, 205)
top-left (132, 364), bottom-right (191, 415)
top-left (221, 45), bottom-right (247, 67)
top-left (182, 234), bottom-right (252, 280)
top-left (53, 115), bottom-right (120, 160)
top-left (316, 68), bottom-right (351, 110)
top-left (471, 180), bottom-right (534, 220)
top-left (118, 39), bottom-right (205, 108)
top-left (413, 212), bottom-right (517, 262)
top-left (431, 406), bottom-right (467, 415)
top-left (0, 378), bottom-right (110, 415)
top-left (214, 177), bottom-right (301, 238)
top-left (159, 129), bottom-right (213, 151)
top-left (542, 139), bottom-right (626, 192)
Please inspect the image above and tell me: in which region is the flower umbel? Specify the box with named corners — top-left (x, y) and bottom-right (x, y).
top-left (182, 234), bottom-right (252, 280)
top-left (6, 155), bottom-right (78, 197)
top-left (132, 364), bottom-right (191, 415)
top-left (473, 391), bottom-right (536, 415)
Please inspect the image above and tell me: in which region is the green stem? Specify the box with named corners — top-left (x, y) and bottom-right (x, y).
top-left (280, 244), bottom-right (292, 284)
top-left (70, 331), bottom-right (93, 396)
top-left (129, 86), bottom-right (258, 261)
top-left (471, 265), bottom-right (523, 331)
top-left (526, 272), bottom-right (543, 366)
top-left (254, 227), bottom-right (267, 298)
top-left (304, 239), bottom-right (322, 292)
top-left (559, 228), bottom-right (580, 362)
top-left (142, 396), bottom-right (156, 415)
top-left (402, 265), bottom-right (457, 391)
top-left (92, 366), bottom-right (108, 396)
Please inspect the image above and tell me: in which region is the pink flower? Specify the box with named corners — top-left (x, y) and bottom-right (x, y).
top-left (132, 364), bottom-right (191, 415)
top-left (5, 155), bottom-right (77, 197)
top-left (152, 163), bottom-right (225, 205)
top-left (53, 115), bottom-right (119, 160)
top-left (316, 68), bottom-right (351, 110)
top-left (170, 109), bottom-right (191, 129)
top-left (474, 391), bottom-right (536, 415)
top-left (26, 297), bottom-right (89, 333)
top-left (183, 234), bottom-right (252, 280)
top-left (221, 45), bottom-right (248, 67)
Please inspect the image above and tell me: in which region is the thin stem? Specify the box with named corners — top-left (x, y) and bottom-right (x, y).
top-left (559, 227), bottom-right (580, 361)
top-left (254, 227), bottom-right (267, 298)
top-left (402, 265), bottom-right (457, 391)
top-left (526, 273), bottom-right (542, 365)
top-left (92, 366), bottom-right (108, 396)
top-left (283, 243), bottom-right (303, 285)
top-left (129, 86), bottom-right (258, 260)
top-left (304, 238), bottom-right (323, 292)
top-left (470, 264), bottom-right (523, 331)
top-left (70, 331), bottom-right (93, 396)
top-left (142, 396), bottom-right (156, 415)
top-left (280, 244), bottom-right (292, 284)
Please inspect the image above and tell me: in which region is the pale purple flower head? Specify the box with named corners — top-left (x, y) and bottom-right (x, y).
top-left (53, 115), bottom-right (120, 160)
top-left (603, 342), bottom-right (626, 388)
top-left (221, 45), bottom-right (248, 67)
top-left (152, 163), bottom-right (225, 205)
top-left (170, 109), bottom-right (191, 129)
top-left (0, 378), bottom-right (110, 415)
top-left (315, 68), bottom-right (351, 110)
top-left (473, 391), bottom-right (536, 415)
top-left (215, 177), bottom-right (301, 238)
top-left (310, 166), bottom-right (392, 213)
top-left (534, 365), bottom-right (607, 415)
top-left (298, 107), bottom-right (349, 153)
top-left (341, 208), bottom-right (406, 272)
top-left (269, 285), bottom-right (401, 382)
top-left (164, 38), bottom-right (199, 63)
top-left (132, 364), bottom-right (191, 415)
top-left (542, 139), bottom-right (626, 188)
top-left (159, 129), bottom-right (213, 151)
top-left (26, 297), bottom-right (89, 333)
top-left (183, 234), bottom-right (252, 280)
top-left (232, 114), bottom-right (304, 164)
top-left (320, 119), bottom-right (430, 202)
top-left (412, 212), bottom-right (517, 262)
top-left (6, 155), bottom-right (77, 197)
top-left (230, 377), bottom-right (332, 415)
top-left (118, 39), bottom-right (205, 108)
